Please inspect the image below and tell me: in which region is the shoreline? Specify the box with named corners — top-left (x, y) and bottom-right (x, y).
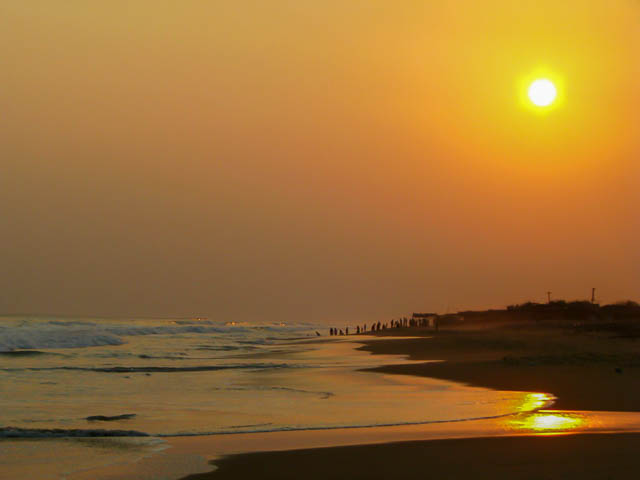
top-left (175, 325), bottom-right (640, 479)
top-left (358, 328), bottom-right (640, 412)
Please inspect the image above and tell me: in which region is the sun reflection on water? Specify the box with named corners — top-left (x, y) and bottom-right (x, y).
top-left (507, 411), bottom-right (587, 435)
top-left (518, 393), bottom-right (554, 412)
top-left (504, 393), bottom-right (586, 435)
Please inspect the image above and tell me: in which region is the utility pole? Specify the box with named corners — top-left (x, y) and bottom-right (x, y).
top-left (591, 288), bottom-right (596, 304)
top-left (547, 291), bottom-right (552, 304)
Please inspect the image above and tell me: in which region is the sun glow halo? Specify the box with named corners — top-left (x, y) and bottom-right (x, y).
top-left (528, 79), bottom-right (557, 107)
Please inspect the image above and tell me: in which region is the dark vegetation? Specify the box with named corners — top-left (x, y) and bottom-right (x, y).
top-left (457, 300), bottom-right (640, 337)
top-left (347, 300), bottom-right (640, 338)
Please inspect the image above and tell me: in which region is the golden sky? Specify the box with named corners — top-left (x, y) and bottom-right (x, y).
top-left (1, 1), bottom-right (638, 321)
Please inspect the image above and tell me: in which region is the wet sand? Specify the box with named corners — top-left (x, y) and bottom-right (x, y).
top-left (360, 328), bottom-right (640, 412)
top-left (186, 433), bottom-right (640, 479)
top-left (179, 325), bottom-right (640, 479)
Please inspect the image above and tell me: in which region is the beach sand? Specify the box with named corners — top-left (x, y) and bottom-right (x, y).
top-left (186, 433), bottom-right (640, 479)
top-left (360, 327), bottom-right (640, 412)
top-left (178, 324), bottom-right (640, 479)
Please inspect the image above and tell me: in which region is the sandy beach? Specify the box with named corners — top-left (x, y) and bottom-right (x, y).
top-left (179, 323), bottom-right (640, 479)
top-left (187, 433), bottom-right (640, 479)
top-left (361, 326), bottom-right (640, 412)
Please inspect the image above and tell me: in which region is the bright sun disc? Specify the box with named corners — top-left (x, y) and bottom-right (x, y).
top-left (528, 79), bottom-right (557, 107)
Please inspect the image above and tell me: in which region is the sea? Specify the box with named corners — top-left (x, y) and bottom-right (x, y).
top-left (0, 316), bottom-right (551, 479)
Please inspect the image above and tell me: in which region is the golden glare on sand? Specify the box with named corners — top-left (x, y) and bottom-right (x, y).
top-left (528, 78), bottom-right (557, 107)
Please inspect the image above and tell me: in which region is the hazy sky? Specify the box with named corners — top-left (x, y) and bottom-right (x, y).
top-left (1, 1), bottom-right (638, 323)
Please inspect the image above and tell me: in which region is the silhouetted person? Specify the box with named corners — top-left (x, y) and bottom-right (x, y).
top-left (339, 329), bottom-right (344, 335)
top-left (346, 327), bottom-right (349, 335)
top-left (356, 326), bottom-right (360, 334)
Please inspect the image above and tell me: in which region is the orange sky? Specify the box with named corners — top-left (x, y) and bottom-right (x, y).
top-left (1, 1), bottom-right (638, 322)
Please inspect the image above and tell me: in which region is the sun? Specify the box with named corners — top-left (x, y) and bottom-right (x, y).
top-left (528, 79), bottom-right (557, 107)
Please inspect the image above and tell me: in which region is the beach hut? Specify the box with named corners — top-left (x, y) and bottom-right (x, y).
top-left (411, 313), bottom-right (437, 328)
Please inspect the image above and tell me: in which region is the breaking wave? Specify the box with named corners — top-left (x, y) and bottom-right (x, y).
top-left (0, 319), bottom-right (316, 352)
top-left (1, 363), bottom-right (297, 373)
top-left (0, 327), bottom-right (125, 351)
top-left (0, 427), bottom-right (149, 438)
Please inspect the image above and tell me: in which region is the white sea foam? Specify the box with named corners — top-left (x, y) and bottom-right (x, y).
top-left (0, 318), bottom-right (314, 352)
top-left (0, 326), bottom-right (125, 351)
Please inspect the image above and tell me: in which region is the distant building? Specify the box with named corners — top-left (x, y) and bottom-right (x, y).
top-left (412, 312), bottom-right (437, 328)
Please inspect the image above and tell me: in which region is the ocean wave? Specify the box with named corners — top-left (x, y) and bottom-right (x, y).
top-left (209, 385), bottom-right (335, 399)
top-left (195, 345), bottom-right (245, 351)
top-left (48, 320), bottom-right (97, 327)
top-left (1, 362), bottom-right (296, 373)
top-left (0, 328), bottom-right (125, 351)
top-left (173, 319), bottom-right (214, 325)
top-left (0, 350), bottom-right (63, 357)
top-left (0, 319), bottom-right (319, 352)
top-left (0, 427), bottom-right (149, 438)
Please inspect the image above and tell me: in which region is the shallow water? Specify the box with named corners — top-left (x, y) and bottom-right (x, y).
top-left (54, 409), bottom-right (640, 480)
top-left (0, 437), bottom-right (172, 480)
top-left (1, 315), bottom-right (556, 479)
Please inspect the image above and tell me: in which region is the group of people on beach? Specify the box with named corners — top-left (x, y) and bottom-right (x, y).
top-left (328, 315), bottom-right (437, 336)
top-left (329, 323), bottom-right (383, 336)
